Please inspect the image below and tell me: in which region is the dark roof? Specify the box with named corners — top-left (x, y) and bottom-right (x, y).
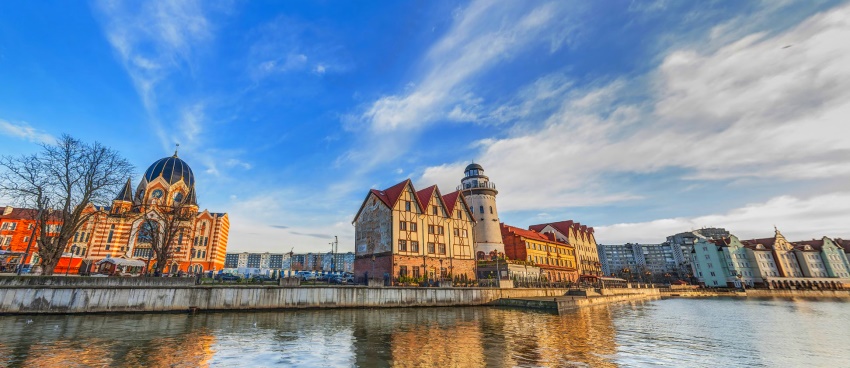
top-left (465, 163), bottom-right (483, 172)
top-left (114, 178), bottom-right (134, 202)
top-left (143, 155), bottom-right (195, 187)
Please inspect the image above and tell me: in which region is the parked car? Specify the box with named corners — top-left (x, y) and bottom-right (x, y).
top-left (251, 275), bottom-right (275, 283)
top-left (330, 275), bottom-right (354, 284)
top-left (299, 272), bottom-right (317, 281)
top-left (216, 273), bottom-right (241, 282)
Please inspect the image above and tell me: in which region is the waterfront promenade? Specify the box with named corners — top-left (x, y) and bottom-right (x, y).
top-left (3, 276), bottom-right (848, 315)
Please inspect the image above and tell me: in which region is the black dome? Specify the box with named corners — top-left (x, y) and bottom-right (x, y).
top-left (143, 155), bottom-right (195, 187)
top-left (465, 163), bottom-right (483, 172)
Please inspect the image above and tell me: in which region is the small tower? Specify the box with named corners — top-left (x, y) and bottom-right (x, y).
top-left (112, 178), bottom-right (134, 214)
top-left (458, 163), bottom-right (504, 258)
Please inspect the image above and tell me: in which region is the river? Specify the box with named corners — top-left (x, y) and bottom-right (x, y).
top-left (0, 297), bottom-right (847, 367)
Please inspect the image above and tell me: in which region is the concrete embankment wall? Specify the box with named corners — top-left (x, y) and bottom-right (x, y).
top-left (494, 289), bottom-right (661, 314)
top-left (0, 285), bottom-right (568, 314)
top-left (0, 276), bottom-right (196, 287)
top-left (558, 289), bottom-right (660, 313)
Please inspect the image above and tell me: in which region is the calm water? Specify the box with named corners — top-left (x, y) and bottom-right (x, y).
top-left (1, 297), bottom-right (848, 367)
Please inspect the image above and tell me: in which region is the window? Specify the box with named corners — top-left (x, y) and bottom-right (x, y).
top-left (438, 243), bottom-right (446, 255)
top-left (454, 228), bottom-right (460, 236)
top-left (204, 237), bottom-right (209, 246)
top-left (437, 226), bottom-right (444, 235)
top-left (704, 254), bottom-right (710, 260)
top-left (22, 236), bottom-right (29, 243)
top-left (428, 242), bottom-right (435, 254)
top-left (405, 201), bottom-right (412, 211)
top-left (400, 221), bottom-right (407, 231)
top-left (411, 241), bottom-right (420, 252)
top-left (462, 230), bottom-right (468, 237)
top-left (74, 233), bottom-right (79, 242)
top-left (432, 206), bottom-right (438, 215)
top-left (428, 225), bottom-right (435, 234)
top-left (489, 206), bottom-right (493, 214)
top-left (178, 230), bottom-right (183, 244)
top-left (410, 222), bottom-right (417, 232)
top-left (399, 266), bottom-right (408, 277)
top-left (479, 206), bottom-right (484, 214)
top-left (710, 272), bottom-right (716, 277)
top-left (413, 267), bottom-right (420, 278)
top-left (457, 210), bottom-right (462, 218)
top-left (469, 206), bottom-right (473, 213)
top-left (398, 240), bottom-right (408, 252)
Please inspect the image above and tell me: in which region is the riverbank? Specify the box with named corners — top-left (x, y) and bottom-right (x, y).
top-left (659, 288), bottom-right (850, 298)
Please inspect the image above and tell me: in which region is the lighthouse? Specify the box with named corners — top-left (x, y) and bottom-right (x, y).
top-left (458, 163), bottom-right (504, 258)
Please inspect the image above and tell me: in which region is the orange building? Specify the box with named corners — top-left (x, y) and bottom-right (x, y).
top-left (501, 223), bottom-right (579, 282)
top-left (0, 153), bottom-right (229, 274)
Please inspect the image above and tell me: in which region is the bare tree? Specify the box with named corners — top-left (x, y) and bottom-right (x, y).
top-left (137, 198), bottom-right (195, 276)
top-left (0, 135), bottom-right (133, 275)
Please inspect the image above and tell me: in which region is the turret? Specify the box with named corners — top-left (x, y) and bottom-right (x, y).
top-left (458, 163), bottom-right (504, 258)
top-left (112, 178), bottom-right (134, 214)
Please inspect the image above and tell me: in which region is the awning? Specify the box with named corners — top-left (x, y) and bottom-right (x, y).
top-left (96, 258), bottom-right (146, 267)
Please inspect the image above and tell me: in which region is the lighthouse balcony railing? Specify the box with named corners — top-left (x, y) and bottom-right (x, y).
top-left (457, 182), bottom-right (497, 191)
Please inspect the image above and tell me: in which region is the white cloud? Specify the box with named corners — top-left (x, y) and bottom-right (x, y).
top-left (596, 192), bottom-right (850, 244)
top-left (94, 0), bottom-right (213, 149)
top-left (361, 1), bottom-right (581, 132)
top-left (420, 3), bottom-right (850, 211)
top-left (0, 120), bottom-right (56, 145)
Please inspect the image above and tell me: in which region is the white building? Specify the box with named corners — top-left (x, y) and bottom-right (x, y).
top-left (458, 163), bottom-right (504, 258)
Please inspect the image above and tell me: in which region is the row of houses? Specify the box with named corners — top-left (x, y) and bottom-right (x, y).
top-left (223, 251), bottom-right (355, 273)
top-left (692, 228), bottom-right (850, 289)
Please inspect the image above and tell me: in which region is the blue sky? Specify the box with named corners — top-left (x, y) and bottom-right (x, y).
top-left (2, 1), bottom-right (849, 253)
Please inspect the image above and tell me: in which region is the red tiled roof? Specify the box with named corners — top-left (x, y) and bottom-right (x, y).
top-left (416, 185), bottom-right (437, 211)
top-left (501, 223), bottom-right (567, 245)
top-left (0, 207), bottom-right (40, 220)
top-left (442, 191), bottom-right (461, 213)
top-left (528, 220), bottom-right (595, 238)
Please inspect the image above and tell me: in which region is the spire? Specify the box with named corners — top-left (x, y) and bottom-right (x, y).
top-left (185, 185), bottom-right (198, 206)
top-left (173, 143), bottom-right (180, 158)
top-left (114, 178), bottom-right (134, 202)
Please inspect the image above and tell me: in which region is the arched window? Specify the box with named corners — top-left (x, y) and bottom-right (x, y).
top-left (479, 206), bottom-right (484, 214)
top-left (137, 222), bottom-right (158, 243)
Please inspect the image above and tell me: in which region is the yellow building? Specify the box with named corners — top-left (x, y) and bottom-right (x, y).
top-left (530, 221), bottom-right (601, 276)
top-left (501, 223), bottom-right (579, 282)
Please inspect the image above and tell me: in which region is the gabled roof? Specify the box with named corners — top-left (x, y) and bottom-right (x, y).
top-left (114, 178), bottom-right (134, 202)
top-left (441, 190), bottom-right (475, 220)
top-left (353, 179), bottom-right (425, 223)
top-left (528, 220), bottom-right (595, 238)
top-left (416, 185), bottom-right (438, 211)
top-left (501, 223), bottom-right (568, 245)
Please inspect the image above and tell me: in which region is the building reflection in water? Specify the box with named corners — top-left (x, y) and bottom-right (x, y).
top-left (0, 313), bottom-right (216, 368)
top-left (0, 306), bottom-right (620, 367)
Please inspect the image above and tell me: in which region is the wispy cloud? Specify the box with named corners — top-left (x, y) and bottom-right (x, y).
top-left (93, 0), bottom-right (213, 149)
top-left (0, 119), bottom-right (56, 144)
top-left (360, 1), bottom-right (581, 132)
top-left (420, 2), bottom-right (850, 213)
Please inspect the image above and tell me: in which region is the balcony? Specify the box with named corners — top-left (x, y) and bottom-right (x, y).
top-left (457, 181), bottom-right (497, 191)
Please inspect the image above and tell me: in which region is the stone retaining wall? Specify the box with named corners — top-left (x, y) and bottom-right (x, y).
top-left (0, 286), bottom-right (568, 314)
top-left (0, 276), bottom-right (196, 287)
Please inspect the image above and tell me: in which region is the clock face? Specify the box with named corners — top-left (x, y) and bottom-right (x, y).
top-left (152, 189), bottom-right (164, 198)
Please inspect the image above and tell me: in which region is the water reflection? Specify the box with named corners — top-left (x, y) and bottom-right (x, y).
top-left (1, 297), bottom-right (849, 367)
